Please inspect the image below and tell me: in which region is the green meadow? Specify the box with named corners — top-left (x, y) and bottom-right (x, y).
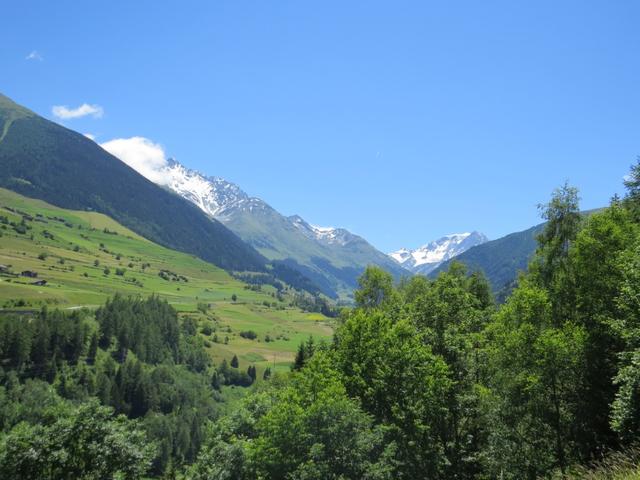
top-left (0, 188), bottom-right (333, 371)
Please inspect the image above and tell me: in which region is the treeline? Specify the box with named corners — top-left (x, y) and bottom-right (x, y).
top-left (0, 295), bottom-right (221, 478)
top-left (184, 162), bottom-right (640, 479)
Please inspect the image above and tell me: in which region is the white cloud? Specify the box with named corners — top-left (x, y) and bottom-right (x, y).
top-left (84, 133), bottom-right (96, 141)
top-left (52, 103), bottom-right (104, 120)
top-left (100, 137), bottom-right (171, 185)
top-left (25, 50), bottom-right (43, 61)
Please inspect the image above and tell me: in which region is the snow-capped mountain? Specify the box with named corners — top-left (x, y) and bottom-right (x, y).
top-left (151, 159), bottom-right (408, 299)
top-left (162, 159), bottom-right (270, 220)
top-left (389, 232), bottom-right (488, 274)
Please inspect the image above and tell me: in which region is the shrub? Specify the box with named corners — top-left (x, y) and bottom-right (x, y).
top-left (239, 330), bottom-right (258, 340)
top-left (201, 324), bottom-right (213, 336)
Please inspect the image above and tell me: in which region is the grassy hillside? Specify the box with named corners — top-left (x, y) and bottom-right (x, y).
top-left (0, 93), bottom-right (266, 272)
top-left (0, 188), bottom-right (332, 372)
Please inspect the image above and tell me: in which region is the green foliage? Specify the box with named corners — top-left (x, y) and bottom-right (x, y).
top-left (623, 158), bottom-right (640, 221)
top-left (335, 310), bottom-right (451, 478)
top-left (184, 171), bottom-right (640, 479)
top-left (534, 182), bottom-right (582, 289)
top-left (485, 281), bottom-right (586, 477)
top-left (354, 266), bottom-right (395, 309)
top-left (189, 354), bottom-right (395, 480)
top-left (96, 294), bottom-right (180, 364)
top-left (0, 399), bottom-right (155, 479)
top-left (239, 330), bottom-right (257, 340)
top-left (611, 240), bottom-right (640, 441)
top-left (292, 336), bottom-right (317, 371)
top-left (0, 294), bottom-right (219, 477)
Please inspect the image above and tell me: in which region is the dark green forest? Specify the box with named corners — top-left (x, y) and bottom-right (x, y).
top-left (3, 162), bottom-right (640, 479)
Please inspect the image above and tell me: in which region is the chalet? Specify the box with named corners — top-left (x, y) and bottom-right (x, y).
top-left (31, 280), bottom-right (47, 286)
top-left (21, 270), bottom-right (38, 278)
top-left (0, 265), bottom-right (9, 273)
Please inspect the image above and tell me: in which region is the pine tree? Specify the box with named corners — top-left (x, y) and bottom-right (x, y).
top-left (305, 335), bottom-right (315, 360)
top-left (217, 359), bottom-right (230, 385)
top-left (211, 370), bottom-right (221, 390)
top-left (292, 342), bottom-right (306, 371)
top-left (87, 332), bottom-right (98, 365)
top-left (248, 365), bottom-right (256, 382)
top-left (31, 317), bottom-right (51, 368)
top-left (623, 157), bottom-right (640, 219)
top-left (230, 355), bottom-right (239, 369)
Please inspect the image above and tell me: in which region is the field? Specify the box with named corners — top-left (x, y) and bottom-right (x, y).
top-left (0, 188), bottom-right (333, 373)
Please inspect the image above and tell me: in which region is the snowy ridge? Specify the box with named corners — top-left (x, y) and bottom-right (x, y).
top-left (160, 160), bottom-right (360, 247)
top-left (161, 160), bottom-right (268, 220)
top-left (389, 232), bottom-right (488, 274)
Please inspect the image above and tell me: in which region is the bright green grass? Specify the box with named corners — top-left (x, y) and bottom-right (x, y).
top-left (0, 188), bottom-right (333, 372)
top-left (202, 302), bottom-right (333, 369)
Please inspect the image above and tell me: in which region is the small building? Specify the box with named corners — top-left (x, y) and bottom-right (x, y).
top-left (31, 279), bottom-right (47, 286)
top-left (0, 265), bottom-right (9, 273)
top-left (21, 270), bottom-right (38, 278)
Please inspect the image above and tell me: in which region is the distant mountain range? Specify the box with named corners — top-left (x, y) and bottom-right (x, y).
top-left (0, 92), bottom-right (559, 302)
top-left (389, 232), bottom-right (489, 274)
top-left (146, 160), bottom-right (409, 299)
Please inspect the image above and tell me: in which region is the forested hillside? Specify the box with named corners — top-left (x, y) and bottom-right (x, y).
top-left (2, 163), bottom-right (640, 478)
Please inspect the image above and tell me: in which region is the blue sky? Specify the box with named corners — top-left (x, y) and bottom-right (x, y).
top-left (2, 1), bottom-right (639, 252)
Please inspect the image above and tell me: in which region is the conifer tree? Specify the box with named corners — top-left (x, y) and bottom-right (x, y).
top-left (292, 342), bottom-right (306, 371)
top-left (87, 332), bottom-right (98, 365)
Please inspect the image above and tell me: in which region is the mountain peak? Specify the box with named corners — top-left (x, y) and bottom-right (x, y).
top-left (389, 231), bottom-right (488, 274)
top-left (161, 160), bottom-right (260, 218)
